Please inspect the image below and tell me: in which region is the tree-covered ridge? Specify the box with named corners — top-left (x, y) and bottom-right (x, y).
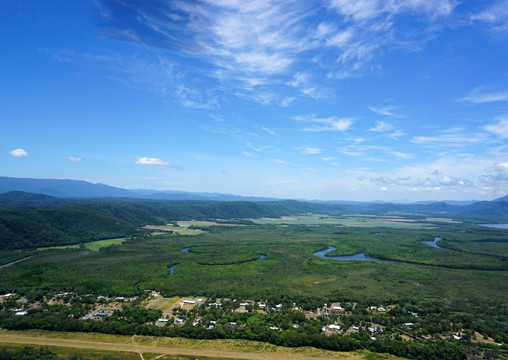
top-left (0, 195), bottom-right (341, 251)
top-left (2, 190), bottom-right (508, 252)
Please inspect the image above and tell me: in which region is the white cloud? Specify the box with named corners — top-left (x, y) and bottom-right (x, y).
top-left (9, 148), bottom-right (28, 157)
top-left (412, 129), bottom-right (487, 146)
top-left (470, 0), bottom-right (508, 32)
top-left (94, 0), bottom-right (457, 106)
top-left (273, 159), bottom-right (290, 165)
top-left (261, 127), bottom-right (276, 135)
top-left (300, 147), bottom-right (322, 155)
top-left (321, 157), bottom-right (340, 166)
top-left (482, 162), bottom-right (508, 183)
top-left (296, 115), bottom-right (353, 132)
top-left (388, 129), bottom-right (405, 139)
top-left (459, 87), bottom-right (508, 103)
top-left (67, 156), bottom-right (83, 163)
top-left (134, 157), bottom-right (180, 168)
top-left (370, 120), bottom-right (393, 132)
top-left (328, 0), bottom-right (455, 21)
top-left (483, 117), bottom-right (508, 138)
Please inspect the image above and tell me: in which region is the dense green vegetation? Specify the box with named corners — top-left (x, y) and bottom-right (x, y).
top-left (0, 345), bottom-right (130, 360)
top-left (1, 193), bottom-right (508, 359)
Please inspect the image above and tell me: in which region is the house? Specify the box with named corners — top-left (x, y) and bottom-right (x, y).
top-left (92, 312), bottom-right (108, 317)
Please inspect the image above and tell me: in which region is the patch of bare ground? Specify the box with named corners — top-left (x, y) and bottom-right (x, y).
top-left (0, 329), bottom-right (406, 360)
top-left (472, 331), bottom-right (498, 345)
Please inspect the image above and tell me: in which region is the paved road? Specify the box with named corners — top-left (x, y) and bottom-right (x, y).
top-left (0, 333), bottom-right (357, 360)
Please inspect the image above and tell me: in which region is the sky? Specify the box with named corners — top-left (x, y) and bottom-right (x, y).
top-left (1, 0), bottom-right (508, 202)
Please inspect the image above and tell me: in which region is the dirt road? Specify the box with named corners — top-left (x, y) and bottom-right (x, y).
top-left (0, 333), bottom-right (360, 360)
top-left (0, 256), bottom-right (32, 269)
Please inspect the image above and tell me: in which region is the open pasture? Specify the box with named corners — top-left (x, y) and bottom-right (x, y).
top-left (252, 214), bottom-right (442, 229)
top-left (37, 238), bottom-right (126, 252)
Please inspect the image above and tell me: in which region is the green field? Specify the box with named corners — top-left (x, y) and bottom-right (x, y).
top-left (252, 214), bottom-right (440, 229)
top-left (37, 238), bottom-right (126, 252)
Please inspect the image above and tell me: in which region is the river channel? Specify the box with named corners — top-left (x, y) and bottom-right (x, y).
top-left (312, 246), bottom-right (382, 261)
top-left (168, 248), bottom-right (266, 276)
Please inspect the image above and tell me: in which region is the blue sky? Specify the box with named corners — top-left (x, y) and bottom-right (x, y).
top-left (2, 0), bottom-right (508, 201)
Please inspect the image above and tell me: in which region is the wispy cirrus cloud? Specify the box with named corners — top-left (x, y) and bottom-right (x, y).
top-left (369, 106), bottom-right (396, 116)
top-left (328, 0), bottom-right (455, 21)
top-left (295, 115), bottom-right (354, 132)
top-left (470, 0), bottom-right (508, 33)
top-left (412, 128), bottom-right (487, 146)
top-left (67, 156), bottom-right (83, 163)
top-left (9, 148), bottom-right (28, 157)
top-left (483, 117), bottom-right (508, 138)
top-left (94, 0), bottom-right (458, 106)
top-left (369, 120), bottom-right (393, 132)
top-left (340, 142), bottom-right (412, 160)
top-left (134, 157), bottom-right (181, 168)
top-left (299, 147), bottom-right (322, 155)
top-left (459, 87), bottom-right (508, 103)
top-left (273, 158), bottom-right (290, 165)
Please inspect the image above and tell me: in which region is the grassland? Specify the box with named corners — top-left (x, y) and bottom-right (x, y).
top-left (252, 214), bottom-right (440, 229)
top-left (37, 238), bottom-right (126, 252)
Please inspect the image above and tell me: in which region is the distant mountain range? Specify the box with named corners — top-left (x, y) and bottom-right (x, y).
top-left (1, 176), bottom-right (508, 208)
top-left (1, 176), bottom-right (501, 205)
top-left (0, 176), bottom-right (279, 202)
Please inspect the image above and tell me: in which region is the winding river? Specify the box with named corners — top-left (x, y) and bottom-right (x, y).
top-left (312, 246), bottom-right (382, 261)
top-left (169, 248), bottom-right (267, 276)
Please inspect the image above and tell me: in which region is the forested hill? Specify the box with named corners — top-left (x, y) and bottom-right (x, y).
top-left (0, 192), bottom-right (345, 250)
top-left (2, 190), bottom-right (508, 251)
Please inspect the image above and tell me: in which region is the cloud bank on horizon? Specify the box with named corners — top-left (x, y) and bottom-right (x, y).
top-left (1, 0), bottom-right (508, 201)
